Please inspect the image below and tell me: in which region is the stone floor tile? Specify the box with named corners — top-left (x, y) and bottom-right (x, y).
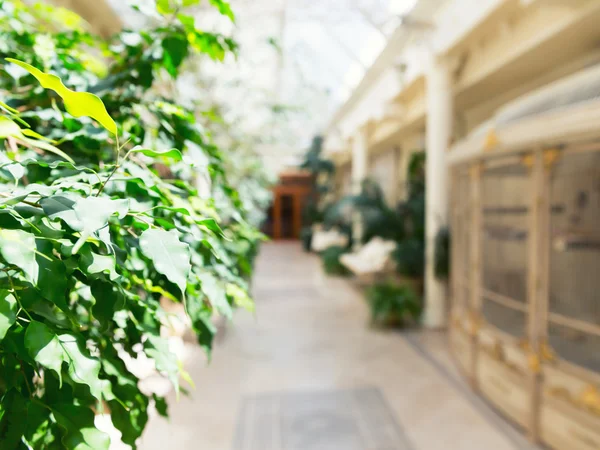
top-left (140, 242), bottom-right (539, 450)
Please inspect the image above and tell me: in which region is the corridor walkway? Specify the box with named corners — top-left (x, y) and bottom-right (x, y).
top-left (140, 243), bottom-right (538, 450)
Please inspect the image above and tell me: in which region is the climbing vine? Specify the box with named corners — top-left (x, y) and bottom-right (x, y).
top-left (0, 0), bottom-right (268, 448)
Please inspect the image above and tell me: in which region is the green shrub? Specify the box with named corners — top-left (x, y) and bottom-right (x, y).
top-left (366, 282), bottom-right (422, 327)
top-left (320, 246), bottom-right (351, 276)
top-left (435, 226), bottom-right (451, 279)
top-left (299, 135), bottom-right (336, 236)
top-left (393, 238), bottom-right (425, 278)
top-left (300, 226), bottom-right (312, 252)
top-left (0, 0), bottom-right (269, 447)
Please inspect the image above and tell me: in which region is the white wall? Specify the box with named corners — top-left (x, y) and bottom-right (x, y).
top-left (369, 148), bottom-right (399, 205)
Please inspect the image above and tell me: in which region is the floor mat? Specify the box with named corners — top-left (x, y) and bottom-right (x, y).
top-left (232, 387), bottom-right (413, 450)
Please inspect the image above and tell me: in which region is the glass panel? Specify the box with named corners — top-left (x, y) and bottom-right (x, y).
top-left (452, 168), bottom-right (471, 313)
top-left (482, 163), bottom-right (530, 302)
top-left (548, 323), bottom-right (600, 373)
top-left (481, 160), bottom-right (530, 336)
top-left (458, 169), bottom-right (471, 282)
top-left (549, 152), bottom-right (600, 326)
top-left (482, 298), bottom-right (526, 338)
top-left (547, 151), bottom-right (600, 373)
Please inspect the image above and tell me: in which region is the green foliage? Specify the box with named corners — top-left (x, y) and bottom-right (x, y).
top-left (0, 0), bottom-right (268, 447)
top-left (351, 179), bottom-right (404, 244)
top-left (392, 152), bottom-right (426, 278)
top-left (300, 226), bottom-right (312, 252)
top-left (322, 151), bottom-right (426, 277)
top-left (320, 246), bottom-right (351, 277)
top-left (393, 238), bottom-right (425, 278)
top-left (6, 58), bottom-right (117, 134)
top-left (434, 226), bottom-right (450, 279)
top-left (322, 179), bottom-right (403, 248)
top-left (299, 135), bottom-right (336, 250)
top-left (300, 136), bottom-right (334, 177)
top-left (365, 282), bottom-right (422, 327)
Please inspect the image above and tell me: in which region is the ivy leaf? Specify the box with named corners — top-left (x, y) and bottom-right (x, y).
top-left (0, 229), bottom-right (38, 284)
top-left (129, 146), bottom-right (182, 161)
top-left (139, 229), bottom-right (190, 293)
top-left (80, 249), bottom-right (119, 281)
top-left (197, 272), bottom-right (231, 319)
top-left (0, 389), bottom-right (28, 448)
top-left (185, 296), bottom-right (215, 356)
top-left (0, 117), bottom-right (75, 163)
top-left (5, 58), bottom-right (117, 135)
top-left (18, 158), bottom-right (98, 177)
top-left (0, 116), bottom-right (24, 138)
top-left (24, 321), bottom-right (64, 386)
top-left (36, 239), bottom-right (68, 308)
top-left (52, 403), bottom-right (110, 450)
top-left (1, 161), bottom-right (24, 181)
top-left (57, 333), bottom-right (113, 402)
top-left (134, 206), bottom-right (190, 216)
top-left (144, 334), bottom-right (179, 394)
top-left (73, 197), bottom-right (129, 233)
top-left (226, 283), bottom-right (254, 313)
top-left (0, 290), bottom-right (17, 340)
top-left (41, 196), bottom-right (129, 254)
top-left (156, 0), bottom-right (176, 14)
top-left (153, 394), bottom-right (169, 417)
top-left (23, 401), bottom-right (51, 448)
top-left (209, 0), bottom-right (235, 21)
top-left (40, 195), bottom-right (78, 226)
top-left (161, 36), bottom-right (189, 78)
top-left (90, 280), bottom-right (124, 328)
top-left (25, 321), bottom-right (112, 401)
top-left (198, 218), bottom-right (223, 236)
top-left (0, 99), bottom-right (19, 115)
top-left (101, 349), bottom-right (149, 445)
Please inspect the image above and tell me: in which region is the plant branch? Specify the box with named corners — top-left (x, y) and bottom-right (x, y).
top-left (8, 275), bottom-right (33, 321)
top-left (96, 136), bottom-right (134, 196)
top-left (0, 192), bottom-right (41, 208)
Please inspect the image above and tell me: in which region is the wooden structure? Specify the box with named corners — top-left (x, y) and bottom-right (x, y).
top-left (265, 170), bottom-right (312, 240)
top-left (448, 65), bottom-right (600, 450)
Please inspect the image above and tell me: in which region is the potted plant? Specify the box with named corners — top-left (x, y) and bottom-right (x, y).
top-left (365, 282), bottom-right (422, 328)
top-left (320, 245), bottom-right (352, 276)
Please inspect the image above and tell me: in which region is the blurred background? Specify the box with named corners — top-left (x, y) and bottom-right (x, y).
top-left (1, 0), bottom-right (600, 449)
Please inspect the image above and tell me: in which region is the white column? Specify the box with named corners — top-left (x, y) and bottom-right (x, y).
top-left (351, 126), bottom-right (368, 248)
top-left (424, 55), bottom-right (452, 328)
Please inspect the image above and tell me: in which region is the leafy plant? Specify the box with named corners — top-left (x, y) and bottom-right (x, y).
top-left (366, 282), bottom-right (422, 327)
top-left (434, 226), bottom-right (450, 279)
top-left (320, 246), bottom-right (351, 277)
top-left (320, 152), bottom-right (426, 277)
top-left (300, 136), bottom-right (334, 178)
top-left (393, 238), bottom-right (425, 278)
top-left (299, 135), bottom-right (336, 251)
top-left (300, 226), bottom-right (312, 252)
top-left (392, 152), bottom-right (426, 278)
top-left (0, 0), bottom-right (269, 448)
top-left (352, 179), bottom-right (405, 244)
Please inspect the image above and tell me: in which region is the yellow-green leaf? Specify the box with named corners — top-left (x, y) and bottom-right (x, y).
top-left (0, 117), bottom-right (22, 138)
top-left (0, 290), bottom-right (17, 341)
top-left (5, 58), bottom-right (117, 135)
top-left (0, 100), bottom-right (19, 115)
top-left (0, 117), bottom-right (74, 163)
top-left (129, 146), bottom-right (182, 161)
top-left (226, 283), bottom-right (254, 312)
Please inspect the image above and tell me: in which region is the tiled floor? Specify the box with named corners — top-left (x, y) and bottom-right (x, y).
top-left (140, 242), bottom-right (539, 450)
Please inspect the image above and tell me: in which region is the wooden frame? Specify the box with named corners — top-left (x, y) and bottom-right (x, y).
top-left (449, 141), bottom-right (600, 449)
top-left (269, 173), bottom-right (312, 240)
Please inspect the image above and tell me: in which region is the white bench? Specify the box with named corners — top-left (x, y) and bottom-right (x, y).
top-left (340, 237), bottom-right (396, 282)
